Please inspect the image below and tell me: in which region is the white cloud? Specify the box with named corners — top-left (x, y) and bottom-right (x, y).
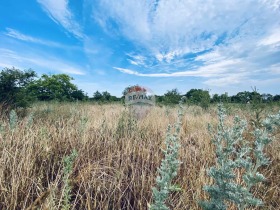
top-left (5, 28), bottom-right (41, 43)
top-left (203, 74), bottom-right (248, 87)
top-left (0, 48), bottom-right (85, 75)
top-left (96, 0), bottom-right (279, 63)
top-left (259, 29), bottom-right (280, 46)
top-left (268, 64), bottom-right (280, 74)
top-left (3, 28), bottom-right (81, 50)
top-left (126, 53), bottom-right (147, 66)
top-left (37, 0), bottom-right (83, 39)
top-left (195, 51), bottom-right (225, 64)
top-left (114, 58), bottom-right (243, 77)
top-left (95, 0), bottom-right (280, 91)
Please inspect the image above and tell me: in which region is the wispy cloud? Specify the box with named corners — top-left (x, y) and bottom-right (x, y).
top-left (259, 28), bottom-right (280, 46)
top-left (5, 28), bottom-right (42, 43)
top-left (0, 48), bottom-right (85, 75)
top-left (96, 0), bottom-right (279, 61)
top-left (114, 59), bottom-right (243, 77)
top-left (37, 0), bottom-right (83, 39)
top-left (96, 0), bottom-right (280, 85)
top-left (3, 28), bottom-right (86, 52)
top-left (4, 28), bottom-right (68, 48)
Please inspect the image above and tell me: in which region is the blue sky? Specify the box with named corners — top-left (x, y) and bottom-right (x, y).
top-left (0, 0), bottom-right (280, 97)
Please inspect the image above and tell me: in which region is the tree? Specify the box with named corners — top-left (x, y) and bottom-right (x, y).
top-left (28, 74), bottom-right (84, 101)
top-left (232, 91), bottom-right (249, 103)
top-left (186, 89), bottom-right (210, 109)
top-left (102, 91), bottom-right (111, 101)
top-left (163, 89), bottom-right (181, 104)
top-left (273, 95), bottom-right (280, 102)
top-left (0, 67), bottom-right (36, 110)
top-left (212, 94), bottom-right (220, 103)
top-left (71, 89), bottom-right (88, 101)
top-left (261, 94), bottom-right (273, 103)
top-left (220, 92), bottom-right (230, 103)
top-left (92, 91), bottom-right (103, 101)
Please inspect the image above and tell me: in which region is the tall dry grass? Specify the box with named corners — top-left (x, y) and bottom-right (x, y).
top-left (0, 102), bottom-right (279, 210)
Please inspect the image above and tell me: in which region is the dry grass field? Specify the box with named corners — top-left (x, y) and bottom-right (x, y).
top-left (0, 103), bottom-right (279, 210)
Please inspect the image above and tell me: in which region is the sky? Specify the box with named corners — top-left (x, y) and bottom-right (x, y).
top-left (0, 0), bottom-right (280, 97)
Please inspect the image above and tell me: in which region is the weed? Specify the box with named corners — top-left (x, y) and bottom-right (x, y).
top-left (9, 109), bottom-right (18, 130)
top-left (61, 149), bottom-right (78, 210)
top-left (200, 104), bottom-right (280, 210)
top-left (150, 98), bottom-right (185, 210)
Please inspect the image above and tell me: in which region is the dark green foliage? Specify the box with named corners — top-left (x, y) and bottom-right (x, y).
top-left (186, 89), bottom-right (210, 109)
top-left (0, 67), bottom-right (36, 110)
top-left (101, 91), bottom-right (111, 101)
top-left (261, 94), bottom-right (273, 103)
top-left (162, 89), bottom-right (181, 105)
top-left (71, 89), bottom-right (88, 101)
top-left (92, 90), bottom-right (103, 101)
top-left (273, 94), bottom-right (280, 102)
top-left (250, 89), bottom-right (265, 128)
top-left (28, 74), bottom-right (86, 101)
top-left (212, 92), bottom-right (230, 103)
top-left (92, 90), bottom-right (120, 102)
top-left (231, 91), bottom-right (262, 104)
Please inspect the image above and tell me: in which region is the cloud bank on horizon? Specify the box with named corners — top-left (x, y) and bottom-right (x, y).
top-left (0, 0), bottom-right (280, 95)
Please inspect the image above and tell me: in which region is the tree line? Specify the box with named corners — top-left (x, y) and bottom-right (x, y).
top-left (1, 67), bottom-right (280, 111)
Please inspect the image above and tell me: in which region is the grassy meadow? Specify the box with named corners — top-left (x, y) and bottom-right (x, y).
top-left (0, 102), bottom-right (279, 210)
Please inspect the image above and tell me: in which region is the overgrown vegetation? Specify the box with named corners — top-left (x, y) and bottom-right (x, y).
top-left (0, 67), bottom-right (280, 209)
top-left (0, 102), bottom-right (279, 209)
top-left (1, 67), bottom-right (280, 111)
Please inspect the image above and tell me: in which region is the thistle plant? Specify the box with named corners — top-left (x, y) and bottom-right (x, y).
top-left (26, 112), bottom-right (34, 127)
top-left (61, 149), bottom-right (78, 210)
top-left (200, 105), bottom-right (280, 210)
top-left (79, 116), bottom-right (88, 135)
top-left (0, 124), bottom-right (4, 134)
top-left (9, 109), bottom-right (18, 130)
top-left (150, 97), bottom-right (185, 210)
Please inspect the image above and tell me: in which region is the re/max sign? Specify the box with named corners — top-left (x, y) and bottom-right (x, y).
top-left (128, 94), bottom-right (153, 101)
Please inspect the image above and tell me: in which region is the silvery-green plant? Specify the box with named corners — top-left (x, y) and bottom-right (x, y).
top-left (9, 109), bottom-right (18, 130)
top-left (116, 111), bottom-right (137, 138)
top-left (0, 124), bottom-right (4, 134)
top-left (79, 116), bottom-right (88, 135)
top-left (150, 97), bottom-right (185, 210)
top-left (62, 149), bottom-right (78, 210)
top-left (200, 105), bottom-right (280, 210)
top-left (26, 112), bottom-right (34, 127)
